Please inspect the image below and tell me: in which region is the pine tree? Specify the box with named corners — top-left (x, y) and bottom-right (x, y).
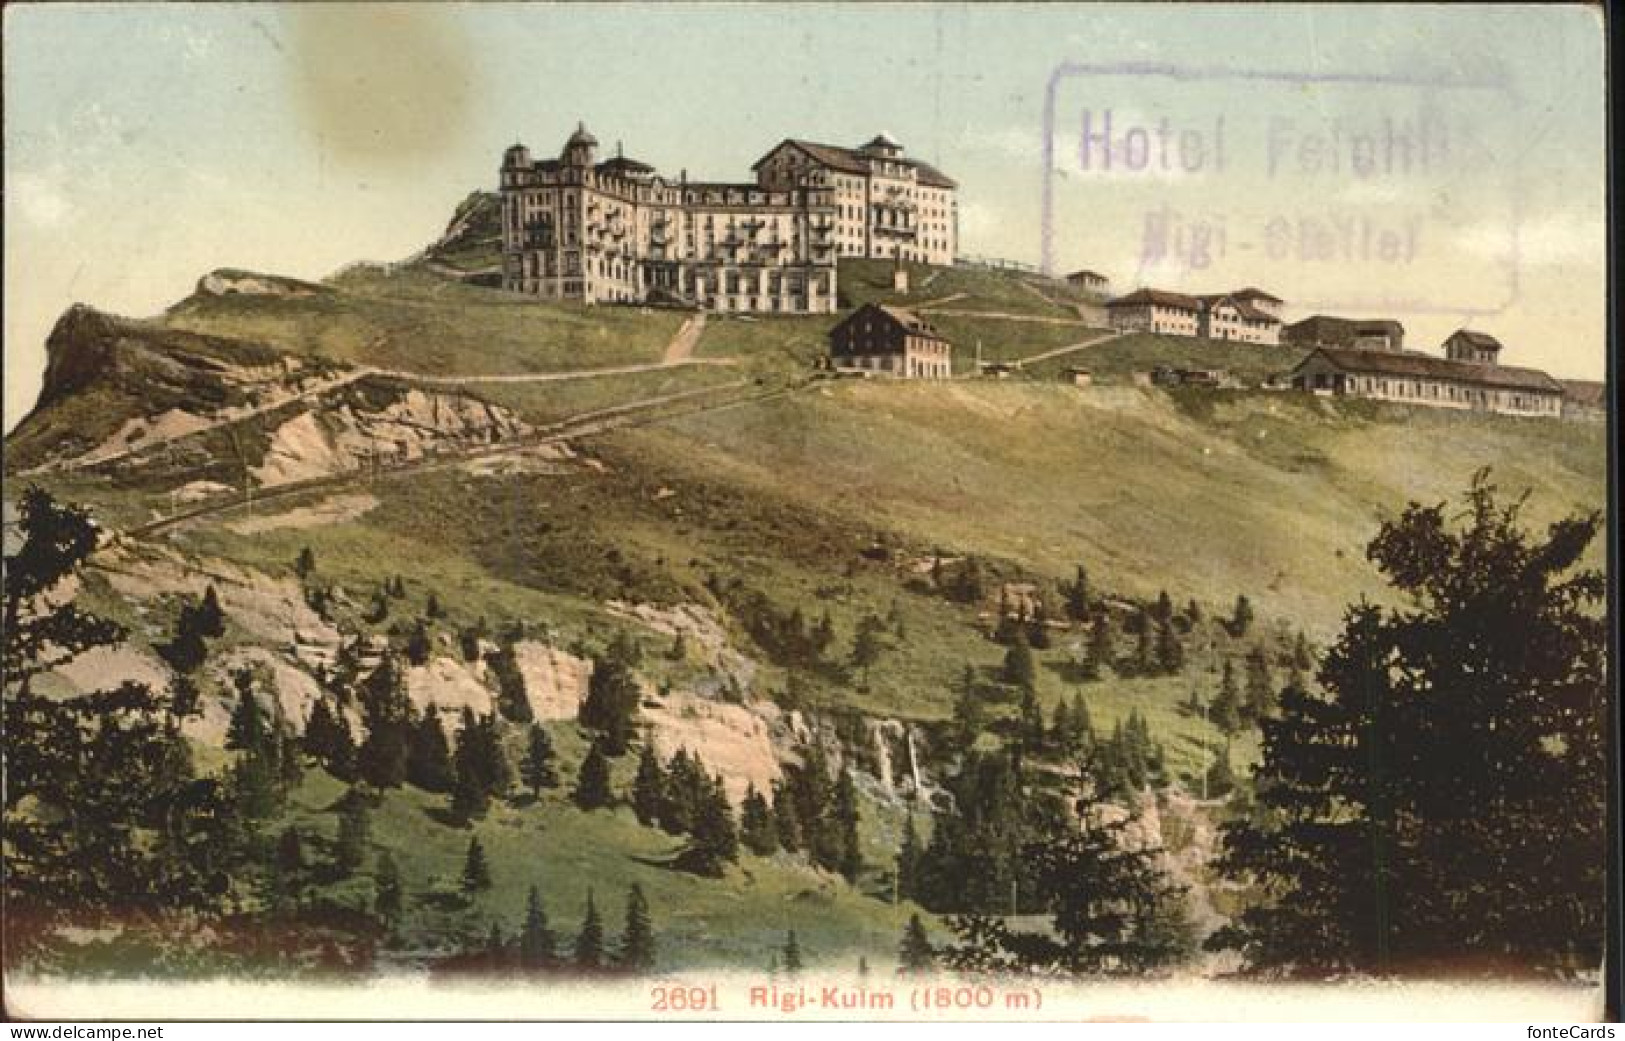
top-left (358, 715), bottom-right (410, 790)
top-left (328, 710), bottom-right (359, 781)
top-left (1210, 659), bottom-right (1243, 736)
top-left (1153, 589), bottom-right (1173, 624)
top-left (461, 835), bottom-right (493, 892)
top-left (1292, 631), bottom-right (1314, 672)
top-left (573, 737), bottom-right (614, 810)
top-left (405, 618), bottom-right (432, 667)
top-left (487, 638), bottom-right (533, 724)
top-left (425, 592), bottom-right (445, 620)
top-left (740, 783), bottom-right (778, 856)
top-left (1204, 744), bottom-right (1236, 799)
top-left (335, 786), bottom-right (372, 877)
top-left (521, 724), bottom-right (561, 797)
top-left (197, 585), bottom-right (227, 638)
top-left (617, 883), bottom-right (656, 972)
top-left (1017, 686), bottom-right (1046, 753)
top-left (1155, 618), bottom-right (1184, 675)
top-left (295, 546), bottom-right (317, 579)
top-left (1229, 594), bottom-right (1254, 637)
top-left (1242, 644), bottom-right (1276, 720)
top-left (951, 664), bottom-right (985, 750)
top-left (578, 644), bottom-right (641, 756)
top-left (1002, 632), bottom-right (1036, 689)
top-left (1084, 612), bottom-right (1113, 679)
top-left (772, 780), bottom-right (804, 853)
top-left (304, 697), bottom-right (341, 764)
top-left (407, 709), bottom-right (454, 792)
top-left (683, 774), bottom-right (739, 876)
top-left (898, 913), bottom-right (936, 974)
top-left (630, 745), bottom-right (665, 825)
top-left (1210, 476), bottom-right (1607, 976)
top-left (375, 851), bottom-right (403, 925)
top-left (519, 884), bottom-right (557, 970)
top-left (225, 670), bottom-right (269, 752)
top-left (574, 889), bottom-right (606, 972)
top-left (1064, 564), bottom-right (1091, 621)
top-left (896, 814), bottom-right (922, 901)
top-left (659, 749), bottom-right (701, 835)
top-left (850, 614), bottom-right (887, 688)
top-left (782, 930), bottom-right (803, 974)
top-left (834, 769), bottom-right (862, 883)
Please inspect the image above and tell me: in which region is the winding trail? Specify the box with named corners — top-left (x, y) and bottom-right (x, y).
top-left (1011, 329), bottom-right (1127, 368)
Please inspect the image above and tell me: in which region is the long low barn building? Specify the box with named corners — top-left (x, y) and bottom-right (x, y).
top-left (1290, 346), bottom-right (1564, 417)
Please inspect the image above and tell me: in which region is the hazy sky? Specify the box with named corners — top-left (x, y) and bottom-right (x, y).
top-left (4, 3), bottom-right (1607, 430)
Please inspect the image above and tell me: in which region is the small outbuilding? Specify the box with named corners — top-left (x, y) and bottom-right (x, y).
top-left (828, 303), bottom-right (952, 378)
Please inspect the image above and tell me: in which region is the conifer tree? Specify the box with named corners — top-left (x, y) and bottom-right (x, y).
top-left (630, 745), bottom-right (665, 825)
top-left (1002, 632), bottom-right (1036, 689)
top-left (197, 585), bottom-right (227, 638)
top-left (850, 614), bottom-right (887, 688)
top-left (951, 664), bottom-right (985, 749)
top-left (1292, 631), bottom-right (1314, 672)
top-left (1242, 644), bottom-right (1276, 720)
top-left (573, 737), bottom-right (614, 810)
top-left (578, 642), bottom-right (641, 756)
top-left (425, 592), bottom-right (445, 620)
top-left (225, 670), bottom-right (269, 752)
top-left (1204, 744), bottom-right (1236, 799)
top-left (834, 769), bottom-right (863, 882)
top-left (1064, 564), bottom-right (1092, 621)
top-left (295, 546), bottom-right (317, 579)
top-left (335, 786), bottom-right (372, 877)
top-left (1155, 618), bottom-right (1184, 675)
top-left (1017, 686), bottom-right (1046, 753)
top-left (405, 618), bottom-right (432, 667)
top-left (740, 783), bottom-right (778, 856)
top-left (682, 774), bottom-right (738, 876)
top-left (782, 930), bottom-right (803, 974)
top-left (898, 914), bottom-right (936, 974)
top-left (487, 638), bottom-right (533, 724)
top-left (1153, 589), bottom-right (1174, 624)
top-left (328, 710), bottom-right (359, 781)
top-left (617, 883), bottom-right (656, 972)
top-left (772, 780), bottom-right (804, 853)
top-left (461, 835), bottom-right (493, 893)
top-left (521, 724), bottom-right (561, 797)
top-left (1230, 594), bottom-right (1254, 637)
top-left (1084, 612), bottom-right (1113, 679)
top-left (896, 815), bottom-right (922, 901)
top-left (375, 851), bottom-right (404, 925)
top-left (519, 884), bottom-right (557, 970)
top-left (304, 697), bottom-right (342, 763)
top-left (407, 709), bottom-right (454, 792)
top-left (358, 713), bottom-right (410, 789)
top-left (574, 889), bottom-right (606, 972)
top-left (1210, 659), bottom-right (1243, 736)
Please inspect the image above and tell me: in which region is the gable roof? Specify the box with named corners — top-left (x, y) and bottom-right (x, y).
top-left (832, 302), bottom-right (947, 342)
top-left (1298, 346), bottom-right (1563, 394)
top-left (1285, 315), bottom-right (1405, 345)
top-left (1109, 288), bottom-right (1203, 312)
top-left (1066, 269), bottom-right (1108, 282)
top-left (1231, 287), bottom-right (1283, 303)
top-left (752, 139), bottom-right (958, 188)
top-left (1448, 328), bottom-right (1503, 350)
top-left (1558, 379), bottom-right (1607, 408)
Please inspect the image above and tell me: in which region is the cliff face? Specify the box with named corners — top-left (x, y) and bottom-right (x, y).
top-left (9, 305), bottom-right (296, 472)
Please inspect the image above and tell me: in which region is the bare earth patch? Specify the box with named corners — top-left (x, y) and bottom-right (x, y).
top-left (644, 691), bottom-right (781, 804)
top-left (227, 492), bottom-right (380, 534)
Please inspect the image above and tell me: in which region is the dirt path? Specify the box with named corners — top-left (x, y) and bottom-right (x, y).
top-left (1012, 329), bottom-right (1127, 367)
top-left (915, 308), bottom-right (1094, 326)
top-left (126, 377), bottom-right (802, 540)
top-left (661, 313), bottom-right (707, 363)
top-left (369, 356), bottom-right (735, 387)
top-left (21, 368), bottom-right (378, 478)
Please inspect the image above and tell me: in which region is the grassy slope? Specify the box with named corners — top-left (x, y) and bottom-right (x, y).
top-left (161, 268), bottom-right (685, 377)
top-left (278, 760), bottom-right (925, 973)
top-left (839, 259), bottom-right (1101, 318)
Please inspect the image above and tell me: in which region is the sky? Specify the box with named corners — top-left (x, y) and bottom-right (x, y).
top-left (3, 3), bottom-right (1608, 431)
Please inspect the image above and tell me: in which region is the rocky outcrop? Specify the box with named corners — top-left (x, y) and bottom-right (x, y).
top-left (252, 384), bottom-right (531, 488)
top-left (195, 269), bottom-right (333, 299)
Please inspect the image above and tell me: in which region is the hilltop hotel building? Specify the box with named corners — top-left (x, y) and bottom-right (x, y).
top-left (499, 124), bottom-right (958, 314)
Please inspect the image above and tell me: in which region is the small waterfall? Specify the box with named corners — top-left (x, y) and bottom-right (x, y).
top-left (871, 720), bottom-right (895, 791)
top-left (905, 725), bottom-right (923, 794)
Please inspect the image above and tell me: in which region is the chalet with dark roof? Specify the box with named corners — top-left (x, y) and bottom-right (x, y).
top-left (1284, 315), bottom-right (1406, 352)
top-left (1065, 269), bottom-right (1110, 293)
top-left (828, 303), bottom-right (952, 379)
top-left (753, 135), bottom-right (958, 266)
